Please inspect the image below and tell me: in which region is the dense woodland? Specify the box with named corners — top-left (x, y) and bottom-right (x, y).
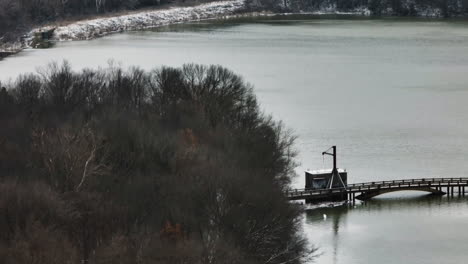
top-left (248, 0), bottom-right (468, 16)
top-left (2, 0), bottom-right (468, 43)
top-left (0, 0), bottom-right (206, 41)
top-left (0, 62), bottom-right (313, 264)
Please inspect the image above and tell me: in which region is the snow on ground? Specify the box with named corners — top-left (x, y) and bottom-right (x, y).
top-left (34, 0), bottom-right (442, 43)
top-left (33, 0), bottom-right (246, 41)
top-left (1, 0), bottom-right (444, 53)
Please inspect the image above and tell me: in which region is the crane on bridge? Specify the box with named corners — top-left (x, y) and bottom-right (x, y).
top-left (321, 146), bottom-right (346, 190)
top-left (304, 146), bottom-right (347, 202)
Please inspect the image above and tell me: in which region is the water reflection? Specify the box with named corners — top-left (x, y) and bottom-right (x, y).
top-left (304, 194), bottom-right (468, 264)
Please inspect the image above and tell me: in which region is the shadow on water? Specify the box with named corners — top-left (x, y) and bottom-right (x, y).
top-left (145, 15), bottom-right (363, 34)
top-left (306, 192), bottom-right (468, 222)
top-left (145, 14), bottom-right (468, 34)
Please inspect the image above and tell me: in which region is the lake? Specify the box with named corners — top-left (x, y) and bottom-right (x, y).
top-left (1, 15), bottom-right (468, 264)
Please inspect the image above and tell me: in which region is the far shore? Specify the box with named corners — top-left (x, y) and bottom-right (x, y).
top-left (3, 0), bottom-right (450, 59)
top-left (8, 0), bottom-right (460, 60)
top-left (34, 0), bottom-right (247, 41)
top-left (0, 0), bottom-right (248, 58)
top-left (0, 0), bottom-right (460, 60)
top-left (0, 0), bottom-right (374, 59)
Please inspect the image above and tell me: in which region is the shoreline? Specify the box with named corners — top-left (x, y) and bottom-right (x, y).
top-left (0, 0), bottom-right (249, 59)
top-left (0, 1), bottom-right (373, 60)
top-left (35, 0), bottom-right (247, 42)
top-left (0, 0), bottom-right (457, 60)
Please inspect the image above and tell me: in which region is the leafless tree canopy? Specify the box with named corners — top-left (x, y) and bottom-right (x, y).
top-left (246, 0), bottom-right (468, 18)
top-left (0, 62), bottom-right (315, 264)
top-left (0, 0), bottom-right (213, 41)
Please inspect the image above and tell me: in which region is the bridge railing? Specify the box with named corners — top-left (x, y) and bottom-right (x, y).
top-left (286, 177), bottom-right (468, 197)
top-left (346, 177), bottom-right (468, 189)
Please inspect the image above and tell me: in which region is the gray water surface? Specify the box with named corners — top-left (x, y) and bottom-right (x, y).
top-left (1, 16), bottom-right (468, 264)
top-left (305, 195), bottom-right (468, 264)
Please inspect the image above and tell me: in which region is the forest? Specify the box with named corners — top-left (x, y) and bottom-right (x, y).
top-left (0, 62), bottom-right (313, 264)
top-left (248, 0), bottom-right (468, 17)
top-left (0, 0), bottom-right (206, 41)
top-left (2, 0), bottom-right (468, 44)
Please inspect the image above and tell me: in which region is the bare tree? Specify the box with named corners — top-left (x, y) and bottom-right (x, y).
top-left (96, 0), bottom-right (106, 12)
top-left (2, 62), bottom-right (312, 264)
top-left (32, 124), bottom-right (110, 192)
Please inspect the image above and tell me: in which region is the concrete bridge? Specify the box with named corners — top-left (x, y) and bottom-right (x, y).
top-left (286, 177), bottom-right (468, 202)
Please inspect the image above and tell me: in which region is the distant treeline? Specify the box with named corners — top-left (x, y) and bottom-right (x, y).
top-left (0, 62), bottom-right (313, 264)
top-left (0, 0), bottom-right (210, 41)
top-left (248, 0), bottom-right (468, 16)
top-left (2, 0), bottom-right (468, 43)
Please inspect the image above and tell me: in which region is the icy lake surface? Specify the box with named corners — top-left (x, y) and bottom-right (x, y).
top-left (2, 16), bottom-right (468, 264)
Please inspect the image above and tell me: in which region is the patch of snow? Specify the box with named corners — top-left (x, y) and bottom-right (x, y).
top-left (306, 168), bottom-right (346, 175)
top-left (2, 0), bottom-right (451, 54)
top-left (0, 41), bottom-right (23, 54)
top-left (32, 0), bottom-right (246, 42)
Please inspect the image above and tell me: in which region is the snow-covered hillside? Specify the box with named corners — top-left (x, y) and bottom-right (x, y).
top-left (34, 0), bottom-right (246, 42)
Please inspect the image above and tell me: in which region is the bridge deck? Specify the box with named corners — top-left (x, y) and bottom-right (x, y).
top-left (287, 177), bottom-right (468, 201)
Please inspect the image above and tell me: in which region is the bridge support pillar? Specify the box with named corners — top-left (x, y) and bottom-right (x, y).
top-left (451, 187), bottom-right (454, 196)
top-left (347, 192), bottom-right (356, 204)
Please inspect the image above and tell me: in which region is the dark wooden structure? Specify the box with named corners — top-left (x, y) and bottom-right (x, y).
top-left (305, 169), bottom-right (347, 189)
top-left (303, 146), bottom-right (348, 202)
top-left (305, 169), bottom-right (347, 202)
top-left (31, 28), bottom-right (56, 49)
